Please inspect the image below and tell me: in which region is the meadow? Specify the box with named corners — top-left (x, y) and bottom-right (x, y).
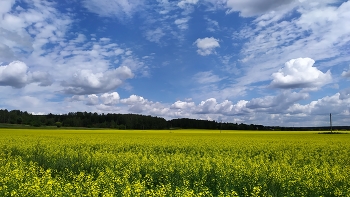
top-left (0, 129), bottom-right (349, 196)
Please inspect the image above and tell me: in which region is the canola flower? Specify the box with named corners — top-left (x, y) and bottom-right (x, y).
top-left (0, 129), bottom-right (349, 196)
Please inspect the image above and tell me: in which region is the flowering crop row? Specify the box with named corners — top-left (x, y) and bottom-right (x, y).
top-left (0, 129), bottom-right (349, 196)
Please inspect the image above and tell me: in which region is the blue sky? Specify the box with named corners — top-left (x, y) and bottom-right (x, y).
top-left (1, 0), bottom-right (350, 126)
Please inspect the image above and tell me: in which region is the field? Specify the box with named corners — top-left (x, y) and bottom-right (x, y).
top-left (0, 129), bottom-right (349, 196)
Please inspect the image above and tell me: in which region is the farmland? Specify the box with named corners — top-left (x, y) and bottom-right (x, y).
top-left (0, 129), bottom-right (349, 196)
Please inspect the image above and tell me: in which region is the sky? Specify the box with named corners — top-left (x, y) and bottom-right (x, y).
top-left (1, 0), bottom-right (350, 127)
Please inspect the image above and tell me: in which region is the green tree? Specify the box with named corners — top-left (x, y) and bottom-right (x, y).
top-left (55, 122), bottom-right (62, 128)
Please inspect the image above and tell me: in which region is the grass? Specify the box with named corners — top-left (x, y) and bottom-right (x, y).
top-left (1, 129), bottom-right (350, 196)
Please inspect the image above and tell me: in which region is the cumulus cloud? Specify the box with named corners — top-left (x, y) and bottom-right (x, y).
top-left (69, 95), bottom-right (85, 102)
top-left (118, 96), bottom-right (250, 118)
top-left (226, 0), bottom-right (296, 17)
top-left (196, 98), bottom-right (220, 114)
top-left (270, 58), bottom-right (332, 89)
top-left (30, 71), bottom-right (53, 86)
top-left (0, 61), bottom-right (28, 88)
top-left (171, 100), bottom-right (195, 109)
top-left (62, 66), bottom-right (134, 95)
top-left (194, 37), bottom-right (220, 56)
top-left (67, 92), bottom-right (120, 106)
top-left (246, 91), bottom-right (309, 113)
top-left (121, 95), bottom-right (146, 105)
top-left (121, 95), bottom-right (168, 114)
top-left (165, 92), bottom-right (308, 123)
top-left (287, 92), bottom-right (350, 117)
top-left (339, 88), bottom-right (350, 100)
top-left (101, 92), bottom-right (120, 105)
top-left (86, 94), bottom-right (99, 105)
top-left (0, 61), bottom-right (52, 88)
top-left (193, 98), bottom-right (250, 115)
top-left (341, 66), bottom-right (350, 78)
top-left (62, 91), bottom-right (350, 126)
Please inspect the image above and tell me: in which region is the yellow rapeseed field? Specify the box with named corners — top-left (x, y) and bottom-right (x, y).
top-left (0, 129), bottom-right (349, 196)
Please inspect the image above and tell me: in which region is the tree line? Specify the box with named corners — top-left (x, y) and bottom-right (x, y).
top-left (0, 109), bottom-right (347, 131)
top-left (0, 109), bottom-right (265, 130)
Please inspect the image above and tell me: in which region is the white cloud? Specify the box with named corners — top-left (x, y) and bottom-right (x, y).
top-left (193, 98), bottom-right (250, 115)
top-left (29, 71), bottom-right (53, 87)
top-left (178, 0), bottom-right (199, 9)
top-left (120, 95), bottom-right (168, 115)
top-left (246, 91), bottom-right (309, 112)
top-left (0, 0), bottom-right (15, 16)
top-left (232, 1), bottom-right (349, 89)
top-left (1, 0), bottom-right (349, 128)
top-left (145, 28), bottom-right (166, 43)
top-left (196, 98), bottom-right (220, 114)
top-left (188, 92), bottom-right (306, 117)
top-left (205, 18), bottom-right (219, 32)
top-left (69, 95), bottom-right (85, 102)
top-left (6, 95), bottom-right (41, 110)
top-left (341, 66), bottom-right (350, 78)
top-left (67, 92), bottom-right (120, 107)
top-left (270, 58), bottom-right (332, 89)
top-left (120, 95), bottom-right (147, 105)
top-left (71, 34), bottom-right (86, 43)
top-left (287, 92), bottom-right (350, 118)
top-left (163, 90), bottom-right (350, 126)
top-left (120, 57), bottom-right (148, 77)
top-left (82, 0), bottom-right (144, 19)
top-left (101, 92), bottom-right (120, 105)
top-left (194, 37), bottom-right (220, 56)
top-left (0, 61), bottom-right (52, 88)
top-left (175, 17), bottom-right (190, 30)
top-left (339, 88), bottom-right (350, 100)
top-left (171, 100), bottom-right (195, 109)
top-left (62, 66), bottom-right (134, 95)
top-left (0, 61), bottom-right (28, 88)
top-left (193, 71), bottom-right (222, 84)
top-left (226, 0), bottom-right (297, 17)
top-left (114, 48), bottom-right (124, 56)
top-left (100, 37), bottom-right (111, 42)
top-left (86, 94), bottom-right (99, 105)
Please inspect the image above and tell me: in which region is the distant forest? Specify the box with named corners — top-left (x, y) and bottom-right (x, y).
top-left (0, 109), bottom-right (348, 131)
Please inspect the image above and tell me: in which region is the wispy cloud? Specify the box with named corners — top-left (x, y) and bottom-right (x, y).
top-left (231, 1), bottom-right (350, 89)
top-left (193, 71), bottom-right (222, 84)
top-left (82, 0), bottom-right (144, 19)
top-left (226, 0), bottom-right (297, 17)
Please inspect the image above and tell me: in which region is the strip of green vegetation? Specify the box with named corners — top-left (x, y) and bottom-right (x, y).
top-left (1, 129), bottom-right (349, 196)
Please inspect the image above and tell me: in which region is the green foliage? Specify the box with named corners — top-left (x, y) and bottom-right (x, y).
top-left (55, 122), bottom-right (62, 128)
top-left (30, 120), bottom-right (41, 127)
top-left (0, 129), bottom-right (349, 196)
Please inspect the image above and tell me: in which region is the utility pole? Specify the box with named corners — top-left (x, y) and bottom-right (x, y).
top-left (330, 113), bottom-right (332, 133)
